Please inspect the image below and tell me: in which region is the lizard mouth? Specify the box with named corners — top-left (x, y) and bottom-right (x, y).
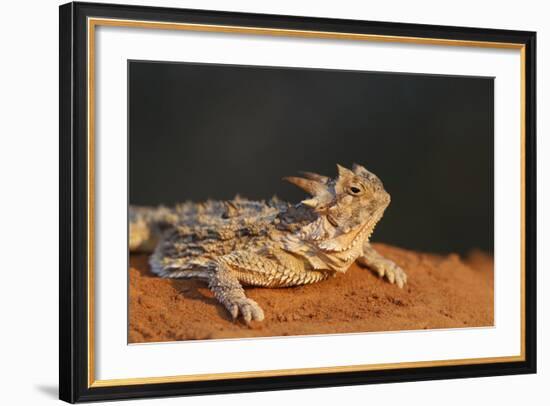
top-left (317, 208), bottom-right (384, 254)
top-left (326, 213), bottom-right (340, 228)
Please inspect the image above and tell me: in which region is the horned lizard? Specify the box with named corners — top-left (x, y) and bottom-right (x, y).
top-left (130, 164), bottom-right (407, 323)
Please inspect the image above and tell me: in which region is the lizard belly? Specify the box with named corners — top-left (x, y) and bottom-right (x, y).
top-left (218, 250), bottom-right (329, 288)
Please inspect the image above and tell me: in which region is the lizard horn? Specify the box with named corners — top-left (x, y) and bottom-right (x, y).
top-left (283, 176), bottom-right (327, 196)
top-left (336, 164), bottom-right (355, 179)
top-left (298, 171), bottom-right (330, 184)
top-left (352, 162), bottom-right (372, 176)
top-left (300, 198), bottom-right (319, 208)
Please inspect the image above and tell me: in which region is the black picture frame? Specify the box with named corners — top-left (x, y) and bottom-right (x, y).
top-left (59, 1), bottom-right (537, 403)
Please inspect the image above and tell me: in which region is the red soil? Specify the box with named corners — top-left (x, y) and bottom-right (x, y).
top-left (128, 244), bottom-right (493, 343)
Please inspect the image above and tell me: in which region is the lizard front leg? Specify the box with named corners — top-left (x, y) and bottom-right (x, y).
top-left (357, 242), bottom-right (407, 288)
top-left (208, 260), bottom-right (265, 323)
top-left (208, 250), bottom-right (321, 323)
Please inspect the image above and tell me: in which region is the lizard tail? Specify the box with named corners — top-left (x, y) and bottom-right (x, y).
top-left (149, 246), bottom-right (212, 280)
top-left (129, 205), bottom-right (178, 253)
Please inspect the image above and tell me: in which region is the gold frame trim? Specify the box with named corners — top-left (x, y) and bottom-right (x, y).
top-left (87, 17), bottom-right (527, 388)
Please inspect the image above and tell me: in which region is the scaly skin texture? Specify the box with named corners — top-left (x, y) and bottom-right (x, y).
top-left (129, 164), bottom-right (407, 323)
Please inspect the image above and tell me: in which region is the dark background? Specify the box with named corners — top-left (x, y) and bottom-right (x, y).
top-left (129, 61), bottom-right (493, 255)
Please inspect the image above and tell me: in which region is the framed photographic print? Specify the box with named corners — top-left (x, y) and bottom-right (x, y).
top-left (59, 1), bottom-right (537, 403)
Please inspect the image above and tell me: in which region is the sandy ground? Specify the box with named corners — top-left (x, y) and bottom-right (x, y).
top-left (129, 244), bottom-right (493, 343)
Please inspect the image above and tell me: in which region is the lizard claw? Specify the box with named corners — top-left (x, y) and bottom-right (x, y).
top-left (357, 247), bottom-right (408, 289)
top-left (229, 304), bottom-right (239, 320)
top-left (228, 298), bottom-right (265, 323)
top-left (376, 260), bottom-right (407, 288)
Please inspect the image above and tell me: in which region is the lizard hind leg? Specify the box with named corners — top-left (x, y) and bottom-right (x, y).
top-left (207, 260), bottom-right (265, 323)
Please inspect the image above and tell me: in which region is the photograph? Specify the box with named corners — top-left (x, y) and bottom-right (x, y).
top-left (127, 60), bottom-right (495, 343)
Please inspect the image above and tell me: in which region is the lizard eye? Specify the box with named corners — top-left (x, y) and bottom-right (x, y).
top-left (348, 185), bottom-right (363, 195)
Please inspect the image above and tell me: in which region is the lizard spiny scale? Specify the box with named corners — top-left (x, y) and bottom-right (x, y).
top-left (130, 164), bottom-right (408, 322)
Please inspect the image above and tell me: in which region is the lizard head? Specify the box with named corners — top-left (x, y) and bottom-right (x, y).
top-left (283, 163), bottom-right (390, 258)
